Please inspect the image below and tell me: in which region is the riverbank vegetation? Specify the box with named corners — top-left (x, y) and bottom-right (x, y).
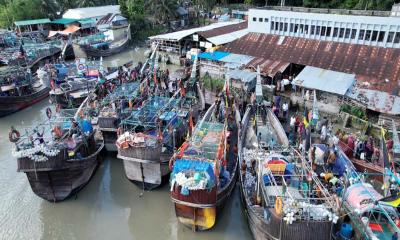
top-left (0, 0), bottom-right (397, 39)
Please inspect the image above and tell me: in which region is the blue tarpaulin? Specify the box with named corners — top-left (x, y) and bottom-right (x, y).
top-left (198, 51), bottom-right (230, 61)
top-left (314, 144), bottom-right (356, 177)
top-left (172, 159), bottom-right (215, 180)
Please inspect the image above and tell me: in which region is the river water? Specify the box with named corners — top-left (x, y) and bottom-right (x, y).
top-left (0, 48), bottom-right (252, 240)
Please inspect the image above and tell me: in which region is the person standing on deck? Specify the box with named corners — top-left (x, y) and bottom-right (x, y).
top-left (320, 124), bottom-right (327, 143)
top-left (282, 102), bottom-right (289, 119)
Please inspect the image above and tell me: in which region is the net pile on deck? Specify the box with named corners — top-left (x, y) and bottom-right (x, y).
top-left (170, 121), bottom-right (227, 194)
top-left (116, 96), bottom-right (182, 149)
top-left (242, 148), bottom-right (339, 225)
top-left (11, 107), bottom-right (95, 163)
top-left (99, 82), bottom-right (141, 118)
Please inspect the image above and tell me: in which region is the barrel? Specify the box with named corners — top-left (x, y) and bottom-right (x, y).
top-left (339, 223), bottom-right (352, 239)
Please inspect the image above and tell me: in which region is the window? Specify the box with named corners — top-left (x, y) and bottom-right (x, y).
top-left (311, 25), bottom-right (315, 35)
top-left (259, 18), bottom-right (263, 22)
top-left (321, 26), bottom-right (326, 36)
top-left (316, 26), bottom-right (321, 35)
top-left (294, 24), bottom-right (299, 33)
top-left (305, 25), bottom-right (309, 34)
top-left (371, 31), bottom-right (378, 41)
top-left (279, 22), bottom-right (283, 31)
top-left (339, 28), bottom-right (345, 38)
top-left (345, 29), bottom-right (351, 38)
top-left (358, 29), bottom-right (365, 40)
top-left (387, 32), bottom-right (395, 42)
top-left (327, 27), bottom-right (332, 36)
top-left (378, 31), bottom-right (385, 42)
top-left (394, 32), bottom-right (400, 44)
top-left (290, 23), bottom-right (294, 32)
top-left (264, 18), bottom-right (269, 22)
top-left (284, 23), bottom-right (288, 32)
top-left (275, 22), bottom-right (279, 31)
top-left (365, 30), bottom-right (371, 41)
top-left (300, 24), bottom-right (304, 33)
top-left (253, 17), bottom-right (257, 22)
top-left (333, 27), bottom-right (338, 37)
top-left (271, 21), bottom-right (275, 31)
top-left (351, 29), bottom-right (357, 39)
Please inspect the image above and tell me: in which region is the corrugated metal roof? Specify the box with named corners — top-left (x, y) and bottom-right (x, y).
top-left (63, 5), bottom-right (120, 20)
top-left (15, 18), bottom-right (51, 27)
top-left (293, 66), bottom-right (355, 95)
top-left (52, 18), bottom-right (78, 25)
top-left (221, 32), bottom-right (400, 95)
top-left (198, 21), bottom-right (247, 38)
top-left (198, 51), bottom-right (230, 61)
top-left (219, 53), bottom-right (254, 64)
top-left (228, 69), bottom-right (257, 83)
top-left (245, 57), bottom-right (289, 77)
top-left (346, 87), bottom-right (400, 115)
top-left (207, 28), bottom-right (249, 45)
top-left (149, 21), bottom-right (243, 41)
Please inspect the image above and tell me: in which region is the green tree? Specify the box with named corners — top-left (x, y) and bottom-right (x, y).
top-left (144, 0), bottom-right (177, 24)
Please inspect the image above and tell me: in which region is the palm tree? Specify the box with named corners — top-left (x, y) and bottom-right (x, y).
top-left (145, 0), bottom-right (177, 24)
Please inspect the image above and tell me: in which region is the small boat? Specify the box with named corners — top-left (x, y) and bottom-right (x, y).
top-left (11, 99), bottom-right (104, 202)
top-left (117, 94), bottom-right (188, 190)
top-left (169, 91), bottom-right (241, 231)
top-left (79, 26), bottom-right (130, 58)
top-left (0, 67), bottom-right (49, 117)
top-left (50, 77), bottom-right (98, 109)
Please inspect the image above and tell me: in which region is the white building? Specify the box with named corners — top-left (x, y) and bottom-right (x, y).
top-left (62, 5), bottom-right (120, 22)
top-left (248, 7), bottom-right (400, 48)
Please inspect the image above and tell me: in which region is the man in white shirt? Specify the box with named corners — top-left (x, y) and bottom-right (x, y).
top-left (282, 102), bottom-right (289, 118)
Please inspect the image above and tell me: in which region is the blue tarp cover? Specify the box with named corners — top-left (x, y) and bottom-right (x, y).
top-left (198, 51), bottom-right (230, 61)
top-left (314, 144), bottom-right (356, 177)
top-left (172, 159), bottom-right (215, 180)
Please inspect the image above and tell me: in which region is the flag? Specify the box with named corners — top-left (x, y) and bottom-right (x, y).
top-left (381, 127), bottom-right (390, 168)
top-left (303, 106), bottom-right (309, 128)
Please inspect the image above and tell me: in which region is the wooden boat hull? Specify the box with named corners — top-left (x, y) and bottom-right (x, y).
top-left (17, 140), bottom-right (104, 202)
top-left (172, 166), bottom-right (238, 231)
top-left (49, 92), bottom-right (86, 109)
top-left (338, 141), bottom-right (383, 182)
top-left (81, 38), bottom-right (129, 58)
top-left (0, 86), bottom-right (49, 117)
top-left (119, 150), bottom-right (172, 190)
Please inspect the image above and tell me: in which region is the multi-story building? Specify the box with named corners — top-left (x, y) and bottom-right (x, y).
top-left (248, 6), bottom-right (400, 48)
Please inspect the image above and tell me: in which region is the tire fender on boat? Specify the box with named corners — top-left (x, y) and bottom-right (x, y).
top-left (9, 128), bottom-right (20, 143)
top-left (275, 197), bottom-right (283, 215)
top-left (46, 107), bottom-right (52, 119)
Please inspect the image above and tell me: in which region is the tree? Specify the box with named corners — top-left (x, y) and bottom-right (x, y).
top-left (144, 0), bottom-right (177, 24)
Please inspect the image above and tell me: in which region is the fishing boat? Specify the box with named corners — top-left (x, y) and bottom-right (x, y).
top-left (78, 26), bottom-right (130, 58)
top-left (240, 105), bottom-right (341, 239)
top-left (49, 77), bottom-right (98, 109)
top-left (116, 94), bottom-right (188, 190)
top-left (98, 81), bottom-right (143, 151)
top-left (0, 67), bottom-right (49, 117)
top-left (169, 87), bottom-right (240, 231)
top-left (11, 98), bottom-right (104, 202)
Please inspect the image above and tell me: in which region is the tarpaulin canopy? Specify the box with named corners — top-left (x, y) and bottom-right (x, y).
top-left (51, 18), bottom-right (78, 25)
top-left (198, 51), bottom-right (230, 61)
top-left (48, 25), bottom-right (81, 37)
top-left (293, 66), bottom-right (356, 96)
top-left (172, 159), bottom-right (215, 180)
top-left (344, 183), bottom-right (383, 212)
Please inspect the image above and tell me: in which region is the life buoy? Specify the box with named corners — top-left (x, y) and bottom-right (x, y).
top-left (275, 197), bottom-right (283, 215)
top-left (46, 107), bottom-right (52, 119)
top-left (78, 64), bottom-right (85, 71)
top-left (9, 129), bottom-right (20, 143)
